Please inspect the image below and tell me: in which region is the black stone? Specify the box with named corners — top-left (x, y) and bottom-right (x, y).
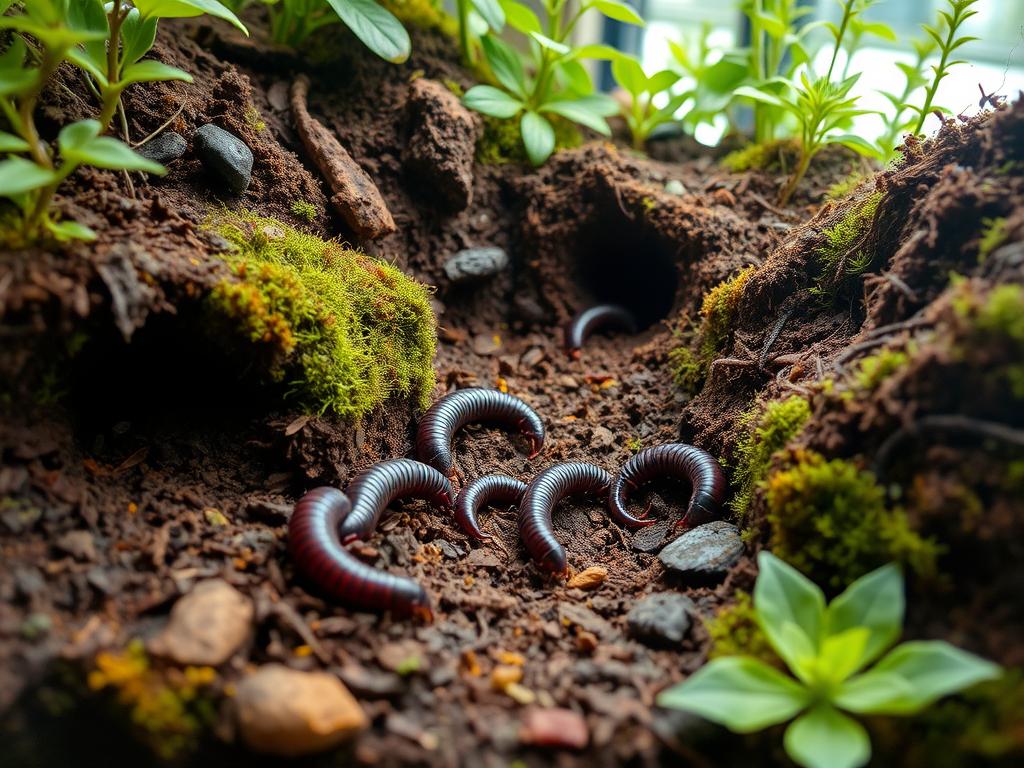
top-left (136, 131), bottom-right (187, 165)
top-left (627, 593), bottom-right (695, 646)
top-left (193, 123), bottom-right (253, 193)
top-left (658, 520), bottom-right (744, 579)
top-left (443, 247), bottom-right (509, 284)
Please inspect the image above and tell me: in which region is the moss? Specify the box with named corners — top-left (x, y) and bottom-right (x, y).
top-left (721, 139), bottom-right (800, 173)
top-left (380, 0), bottom-right (458, 37)
top-left (954, 283), bottom-right (1024, 399)
top-left (730, 396), bottom-right (812, 520)
top-left (668, 344), bottom-right (702, 392)
top-left (765, 450), bottom-right (940, 590)
top-left (290, 200), bottom-right (317, 223)
top-left (816, 191), bottom-right (883, 287)
top-left (978, 216), bottom-right (1010, 263)
top-left (207, 212), bottom-right (436, 417)
top-left (705, 591), bottom-right (780, 667)
top-left (87, 640), bottom-right (217, 759)
top-left (243, 106), bottom-right (266, 133)
top-left (699, 266), bottom-right (756, 359)
top-left (476, 114), bottom-right (582, 165)
top-left (852, 347), bottom-right (910, 390)
top-left (826, 170), bottom-right (870, 200)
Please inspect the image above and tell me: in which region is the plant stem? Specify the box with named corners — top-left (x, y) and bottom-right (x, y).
top-left (778, 147), bottom-right (811, 206)
top-left (457, 0), bottom-right (472, 65)
top-left (98, 0), bottom-right (128, 133)
top-left (826, 1), bottom-right (856, 82)
top-left (751, 0), bottom-right (767, 142)
top-left (912, 9), bottom-right (957, 135)
top-left (18, 48), bottom-right (63, 169)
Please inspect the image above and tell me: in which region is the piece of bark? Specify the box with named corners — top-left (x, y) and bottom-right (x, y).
top-left (290, 75), bottom-right (395, 240)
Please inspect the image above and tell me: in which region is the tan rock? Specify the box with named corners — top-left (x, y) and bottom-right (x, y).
top-left (567, 566), bottom-right (608, 591)
top-left (149, 579), bottom-right (252, 666)
top-left (519, 707), bottom-right (588, 749)
top-left (235, 664), bottom-right (368, 756)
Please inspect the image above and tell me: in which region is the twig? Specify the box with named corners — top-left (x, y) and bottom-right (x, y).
top-left (133, 103), bottom-right (187, 148)
top-left (759, 308), bottom-right (794, 367)
top-left (874, 415), bottom-right (1024, 476)
top-left (116, 100), bottom-right (136, 199)
top-left (750, 192), bottom-right (794, 220)
top-left (832, 316), bottom-right (934, 370)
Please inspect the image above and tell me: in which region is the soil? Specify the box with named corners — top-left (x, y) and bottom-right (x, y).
top-left (1, 13), bottom-right (1022, 768)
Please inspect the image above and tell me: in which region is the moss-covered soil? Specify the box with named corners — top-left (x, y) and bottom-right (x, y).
top-left (1, 10), bottom-right (1022, 768)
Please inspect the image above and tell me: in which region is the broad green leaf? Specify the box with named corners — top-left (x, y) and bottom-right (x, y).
top-left (59, 120), bottom-right (166, 174)
top-left (556, 59), bottom-right (594, 96)
top-left (326, 0), bottom-right (409, 63)
top-left (657, 656), bottom-right (810, 733)
top-left (133, 0), bottom-right (247, 34)
top-left (859, 21), bottom-right (897, 42)
top-left (0, 156), bottom-right (58, 196)
top-left (520, 111), bottom-right (554, 166)
top-left (481, 35), bottom-right (527, 98)
top-left (837, 641), bottom-right (1001, 715)
top-left (752, 10), bottom-right (786, 38)
top-left (646, 69), bottom-right (679, 95)
top-left (462, 85), bottom-right (522, 118)
top-left (47, 218), bottom-right (97, 241)
top-left (0, 131), bottom-right (30, 152)
top-left (611, 55), bottom-right (646, 97)
top-left (784, 703), bottom-right (870, 768)
top-left (529, 31), bottom-right (570, 56)
top-left (540, 97), bottom-right (612, 136)
top-left (119, 59), bottom-right (193, 86)
top-left (754, 552), bottom-right (826, 671)
top-left (499, 0), bottom-right (540, 34)
top-left (471, 0), bottom-right (504, 31)
top-left (833, 670), bottom-right (915, 714)
top-left (813, 627), bottom-right (871, 685)
top-left (121, 8), bottom-right (160, 65)
top-left (590, 0), bottom-right (644, 27)
top-left (0, 16), bottom-right (105, 48)
top-left (825, 563), bottom-right (903, 671)
top-left (569, 43), bottom-right (624, 62)
top-left (734, 85), bottom-right (788, 110)
top-left (66, 0), bottom-right (108, 76)
top-left (831, 134), bottom-right (884, 161)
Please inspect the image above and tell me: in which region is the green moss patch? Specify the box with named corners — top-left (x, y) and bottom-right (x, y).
top-left (721, 139), bottom-right (800, 173)
top-left (207, 212), bottom-right (436, 417)
top-left (954, 282), bottom-right (1024, 399)
top-left (852, 347), bottom-right (910, 391)
top-left (705, 591), bottom-right (779, 667)
top-left (977, 217), bottom-right (1009, 262)
top-left (816, 191), bottom-right (883, 291)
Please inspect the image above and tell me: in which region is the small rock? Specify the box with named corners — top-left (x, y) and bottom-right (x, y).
top-left (470, 332), bottom-right (502, 356)
top-left (664, 179), bottom-right (687, 196)
top-left (520, 347), bottom-right (545, 368)
top-left (443, 247), bottom-right (509, 284)
top-left (519, 707), bottom-right (588, 749)
top-left (377, 639), bottom-right (424, 673)
top-left (55, 530), bottom-right (96, 562)
top-left (149, 579), bottom-right (253, 665)
top-left (435, 539), bottom-right (464, 559)
top-left (512, 293), bottom-right (548, 323)
top-left (626, 593), bottom-right (695, 646)
top-left (558, 375), bottom-right (579, 389)
top-left (338, 664), bottom-right (404, 698)
top-left (658, 521), bottom-right (744, 579)
top-left (136, 131), bottom-right (187, 165)
top-left (630, 518), bottom-right (671, 553)
top-left (566, 566), bottom-right (607, 591)
top-left (558, 603), bottom-right (614, 639)
top-left (235, 664), bottom-right (367, 757)
top-left (590, 426), bottom-right (615, 450)
top-left (467, 548), bottom-right (502, 568)
top-left (194, 123), bottom-right (253, 194)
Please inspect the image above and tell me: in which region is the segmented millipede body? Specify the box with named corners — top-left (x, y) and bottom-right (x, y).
top-left (564, 304), bottom-right (638, 359)
top-left (518, 462), bottom-right (612, 575)
top-left (609, 443), bottom-right (726, 528)
top-left (415, 388), bottom-right (545, 474)
top-left (289, 487), bottom-right (432, 620)
top-left (455, 474), bottom-right (528, 540)
top-left (338, 458), bottom-right (454, 542)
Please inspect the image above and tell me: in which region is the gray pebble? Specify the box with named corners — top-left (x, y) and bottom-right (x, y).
top-left (194, 123), bottom-right (253, 193)
top-left (136, 131), bottom-right (187, 165)
top-left (443, 246), bottom-right (509, 284)
top-left (627, 593), bottom-right (695, 645)
top-left (664, 179), bottom-right (687, 196)
top-left (658, 520), bottom-right (744, 579)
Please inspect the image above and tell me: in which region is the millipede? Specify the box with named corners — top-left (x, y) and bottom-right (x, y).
top-left (518, 462), bottom-right (612, 576)
top-left (339, 458), bottom-right (454, 542)
top-left (415, 388), bottom-right (545, 475)
top-left (564, 304), bottom-right (638, 359)
top-left (454, 473), bottom-right (528, 541)
top-left (288, 487), bottom-right (432, 621)
top-left (608, 443), bottom-right (726, 528)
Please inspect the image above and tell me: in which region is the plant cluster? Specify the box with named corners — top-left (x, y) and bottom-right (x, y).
top-left (0, 0), bottom-right (246, 242)
top-left (659, 552), bottom-right (1001, 768)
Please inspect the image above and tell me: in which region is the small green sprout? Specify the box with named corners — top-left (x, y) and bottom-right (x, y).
top-left (876, 37), bottom-right (938, 160)
top-left (610, 54), bottom-right (685, 150)
top-left (658, 552), bottom-right (1001, 768)
top-left (264, 0), bottom-right (411, 62)
top-left (911, 0), bottom-right (981, 136)
top-left (463, 0), bottom-right (643, 166)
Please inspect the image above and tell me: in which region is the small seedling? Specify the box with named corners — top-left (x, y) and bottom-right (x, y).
top-left (263, 0), bottom-right (411, 62)
top-left (454, 0), bottom-right (504, 64)
top-left (668, 24), bottom-right (747, 138)
top-left (610, 54), bottom-right (684, 150)
top-left (911, 0), bottom-right (980, 136)
top-left (876, 37), bottom-right (938, 160)
top-left (658, 552), bottom-right (1001, 768)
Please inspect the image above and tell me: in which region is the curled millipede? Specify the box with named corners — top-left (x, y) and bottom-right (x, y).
top-left (609, 443), bottom-right (726, 528)
top-left (339, 458), bottom-right (453, 542)
top-left (564, 304), bottom-right (638, 359)
top-left (288, 487), bottom-right (432, 620)
top-left (416, 388), bottom-right (545, 474)
top-left (455, 474), bottom-right (528, 541)
top-left (518, 462), bottom-right (612, 576)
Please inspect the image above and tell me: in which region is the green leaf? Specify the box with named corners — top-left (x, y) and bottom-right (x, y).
top-left (481, 35), bottom-right (527, 98)
top-left (540, 96), bottom-right (613, 136)
top-left (830, 133), bottom-right (884, 160)
top-left (646, 69), bottom-right (680, 95)
top-left (529, 31), bottom-right (571, 56)
top-left (121, 8), bottom-right (160, 65)
top-left (471, 0), bottom-right (504, 31)
top-left (590, 0), bottom-right (644, 27)
top-left (859, 21), bottom-right (897, 42)
top-left (824, 563), bottom-right (903, 671)
top-left (657, 656), bottom-right (810, 733)
top-left (555, 59), bottom-right (594, 96)
top-left (784, 703), bottom-right (870, 768)
top-left (58, 120), bottom-right (166, 174)
top-left (0, 156), bottom-right (58, 196)
top-left (836, 641), bottom-right (1001, 715)
top-left (66, 0), bottom-right (109, 76)
top-left (325, 0), bottom-right (409, 62)
top-left (611, 55), bottom-right (647, 97)
top-left (520, 111), bottom-right (554, 166)
top-left (46, 218), bottom-right (97, 241)
top-left (733, 85), bottom-right (788, 110)
top-left (499, 0), bottom-right (540, 34)
top-left (0, 38), bottom-right (36, 96)
top-left (569, 43), bottom-right (624, 62)
top-left (119, 59), bottom-right (193, 86)
top-left (0, 131), bottom-right (30, 152)
top-left (810, 627), bottom-right (871, 685)
top-left (462, 85), bottom-right (523, 118)
top-left (754, 552), bottom-right (826, 672)
top-left (133, 0), bottom-right (247, 34)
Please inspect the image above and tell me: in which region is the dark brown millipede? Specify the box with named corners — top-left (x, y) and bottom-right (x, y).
top-left (608, 443), bottom-right (726, 528)
top-left (288, 487), bottom-right (432, 620)
top-left (339, 458), bottom-right (453, 542)
top-left (415, 388), bottom-right (545, 475)
top-left (518, 462), bottom-right (612, 576)
top-left (564, 304), bottom-right (638, 359)
top-left (454, 474), bottom-right (528, 540)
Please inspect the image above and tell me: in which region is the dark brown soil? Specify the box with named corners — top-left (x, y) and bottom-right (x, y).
top-left (1, 14), bottom-right (1022, 768)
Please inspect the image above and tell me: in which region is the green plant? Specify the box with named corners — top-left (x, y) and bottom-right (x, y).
top-left (610, 54), bottom-right (684, 150)
top-left (454, 0), bottom-right (503, 65)
top-left (462, 0), bottom-right (642, 166)
top-left (667, 23), bottom-right (747, 138)
top-left (875, 37), bottom-right (938, 161)
top-left (814, 190), bottom-right (882, 292)
top-left (263, 0), bottom-right (411, 61)
top-left (291, 199), bottom-right (317, 222)
top-left (911, 0), bottom-right (980, 137)
top-left (977, 216), bottom-right (1009, 262)
top-left (659, 552), bottom-right (1001, 768)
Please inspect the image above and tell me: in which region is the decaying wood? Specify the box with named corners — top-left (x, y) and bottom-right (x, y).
top-left (290, 75), bottom-right (395, 240)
